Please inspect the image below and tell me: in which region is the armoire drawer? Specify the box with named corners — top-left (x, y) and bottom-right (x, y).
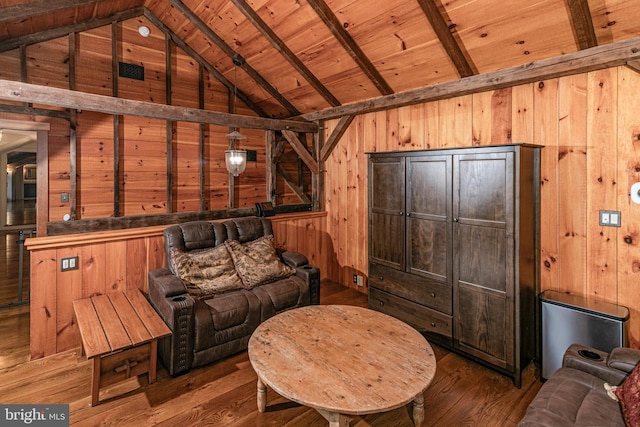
top-left (369, 263), bottom-right (452, 315)
top-left (369, 287), bottom-right (452, 341)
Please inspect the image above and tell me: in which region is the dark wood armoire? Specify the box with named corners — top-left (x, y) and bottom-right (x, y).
top-left (367, 144), bottom-right (540, 387)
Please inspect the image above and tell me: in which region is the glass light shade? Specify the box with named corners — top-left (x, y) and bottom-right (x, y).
top-left (225, 149), bottom-right (247, 176)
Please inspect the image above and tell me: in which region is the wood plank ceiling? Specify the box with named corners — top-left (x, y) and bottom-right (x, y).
top-left (1, 0), bottom-right (639, 120)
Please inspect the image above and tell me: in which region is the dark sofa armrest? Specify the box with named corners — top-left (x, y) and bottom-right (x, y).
top-left (147, 268), bottom-right (195, 376)
top-left (148, 268), bottom-right (188, 298)
top-left (281, 250), bottom-right (309, 267)
top-left (608, 347), bottom-right (640, 373)
top-left (277, 250), bottom-right (320, 305)
top-left (563, 344), bottom-right (631, 386)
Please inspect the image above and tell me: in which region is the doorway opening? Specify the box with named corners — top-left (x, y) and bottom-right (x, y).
top-left (1, 125), bottom-right (39, 309)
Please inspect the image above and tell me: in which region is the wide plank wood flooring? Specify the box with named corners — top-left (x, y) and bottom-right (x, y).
top-left (0, 281), bottom-right (542, 426)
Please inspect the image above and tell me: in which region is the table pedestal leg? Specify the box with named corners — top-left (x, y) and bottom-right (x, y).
top-left (412, 393), bottom-right (425, 427)
top-left (257, 377), bottom-right (267, 413)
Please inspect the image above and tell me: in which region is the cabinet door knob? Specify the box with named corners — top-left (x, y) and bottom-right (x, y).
top-left (431, 322), bottom-right (437, 327)
top-left (379, 301), bottom-right (384, 307)
top-left (430, 292), bottom-right (436, 298)
top-left (378, 275), bottom-right (384, 281)
top-left (406, 212), bottom-right (411, 217)
top-left (399, 211), bottom-right (404, 216)
top-left (453, 217), bottom-right (459, 222)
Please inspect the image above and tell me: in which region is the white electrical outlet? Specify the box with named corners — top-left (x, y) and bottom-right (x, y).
top-left (356, 275), bottom-right (364, 287)
top-left (599, 210), bottom-right (621, 227)
top-left (610, 212), bottom-right (620, 226)
top-left (61, 256), bottom-right (79, 271)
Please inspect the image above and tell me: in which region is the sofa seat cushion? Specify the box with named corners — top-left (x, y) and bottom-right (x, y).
top-left (252, 276), bottom-right (310, 320)
top-left (193, 290), bottom-right (261, 353)
top-left (225, 235), bottom-right (295, 288)
top-left (170, 245), bottom-right (244, 299)
top-left (519, 367), bottom-right (624, 427)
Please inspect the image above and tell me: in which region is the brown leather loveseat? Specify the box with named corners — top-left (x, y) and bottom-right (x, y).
top-left (519, 343), bottom-right (640, 426)
top-left (148, 217), bottom-right (320, 376)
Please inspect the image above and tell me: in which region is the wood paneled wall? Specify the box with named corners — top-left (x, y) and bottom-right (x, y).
top-left (323, 66), bottom-right (640, 347)
top-left (25, 212), bottom-right (327, 359)
top-left (0, 17), bottom-right (285, 223)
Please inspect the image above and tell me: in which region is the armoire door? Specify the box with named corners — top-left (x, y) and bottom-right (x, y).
top-left (368, 156), bottom-right (405, 271)
top-left (406, 155), bottom-right (452, 285)
top-left (452, 151), bottom-right (515, 369)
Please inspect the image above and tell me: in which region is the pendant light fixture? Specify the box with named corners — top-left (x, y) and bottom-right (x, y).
top-left (225, 54), bottom-right (247, 177)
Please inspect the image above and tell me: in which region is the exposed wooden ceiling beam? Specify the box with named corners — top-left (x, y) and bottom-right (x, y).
top-left (0, 79), bottom-right (317, 133)
top-left (565, 0), bottom-right (598, 50)
top-left (143, 9), bottom-right (268, 118)
top-left (276, 163), bottom-right (311, 203)
top-left (230, 0), bottom-right (341, 108)
top-left (299, 36), bottom-right (640, 122)
top-left (0, 0), bottom-right (102, 24)
top-left (320, 115), bottom-right (354, 161)
top-left (626, 59), bottom-right (640, 74)
top-left (306, 0), bottom-right (394, 96)
top-left (167, 0), bottom-right (300, 117)
top-left (0, 7), bottom-right (144, 53)
top-left (417, 0), bottom-right (476, 78)
top-left (0, 103), bottom-right (70, 120)
top-left (281, 130), bottom-right (319, 174)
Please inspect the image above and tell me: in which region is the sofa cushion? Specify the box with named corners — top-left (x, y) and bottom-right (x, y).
top-left (519, 367), bottom-right (625, 427)
top-left (225, 235), bottom-right (296, 288)
top-left (614, 364), bottom-right (640, 427)
top-left (170, 245), bottom-right (244, 299)
top-left (193, 290), bottom-right (261, 353)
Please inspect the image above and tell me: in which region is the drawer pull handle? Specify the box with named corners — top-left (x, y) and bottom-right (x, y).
top-left (431, 322), bottom-right (436, 327)
top-left (430, 292), bottom-right (436, 298)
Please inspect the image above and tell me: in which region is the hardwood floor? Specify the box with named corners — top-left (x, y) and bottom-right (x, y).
top-left (0, 280), bottom-right (542, 426)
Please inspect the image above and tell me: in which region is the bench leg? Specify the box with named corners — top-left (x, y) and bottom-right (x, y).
top-left (149, 339), bottom-right (158, 384)
top-left (91, 357), bottom-right (101, 406)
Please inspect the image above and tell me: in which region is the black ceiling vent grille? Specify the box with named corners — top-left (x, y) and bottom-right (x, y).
top-left (119, 62), bottom-right (144, 81)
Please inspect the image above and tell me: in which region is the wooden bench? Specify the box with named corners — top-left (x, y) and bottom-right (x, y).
top-left (72, 290), bottom-right (171, 406)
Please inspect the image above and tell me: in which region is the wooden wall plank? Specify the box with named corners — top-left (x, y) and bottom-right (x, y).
top-left (511, 83), bottom-right (534, 144)
top-left (535, 79), bottom-right (560, 292)
top-left (80, 243), bottom-right (106, 297)
top-left (472, 91), bottom-right (493, 145)
top-left (105, 240), bottom-right (127, 292)
top-left (29, 249), bottom-right (57, 359)
top-left (557, 74), bottom-right (588, 294)
top-left (55, 246), bottom-right (83, 353)
top-left (586, 68), bottom-right (618, 301)
top-left (126, 238), bottom-right (147, 292)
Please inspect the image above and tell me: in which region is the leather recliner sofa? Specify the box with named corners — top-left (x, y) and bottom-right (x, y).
top-left (519, 343), bottom-right (640, 426)
top-left (147, 217), bottom-right (320, 376)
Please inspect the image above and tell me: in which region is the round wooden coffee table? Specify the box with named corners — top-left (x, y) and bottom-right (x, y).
top-left (248, 305), bottom-right (436, 427)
